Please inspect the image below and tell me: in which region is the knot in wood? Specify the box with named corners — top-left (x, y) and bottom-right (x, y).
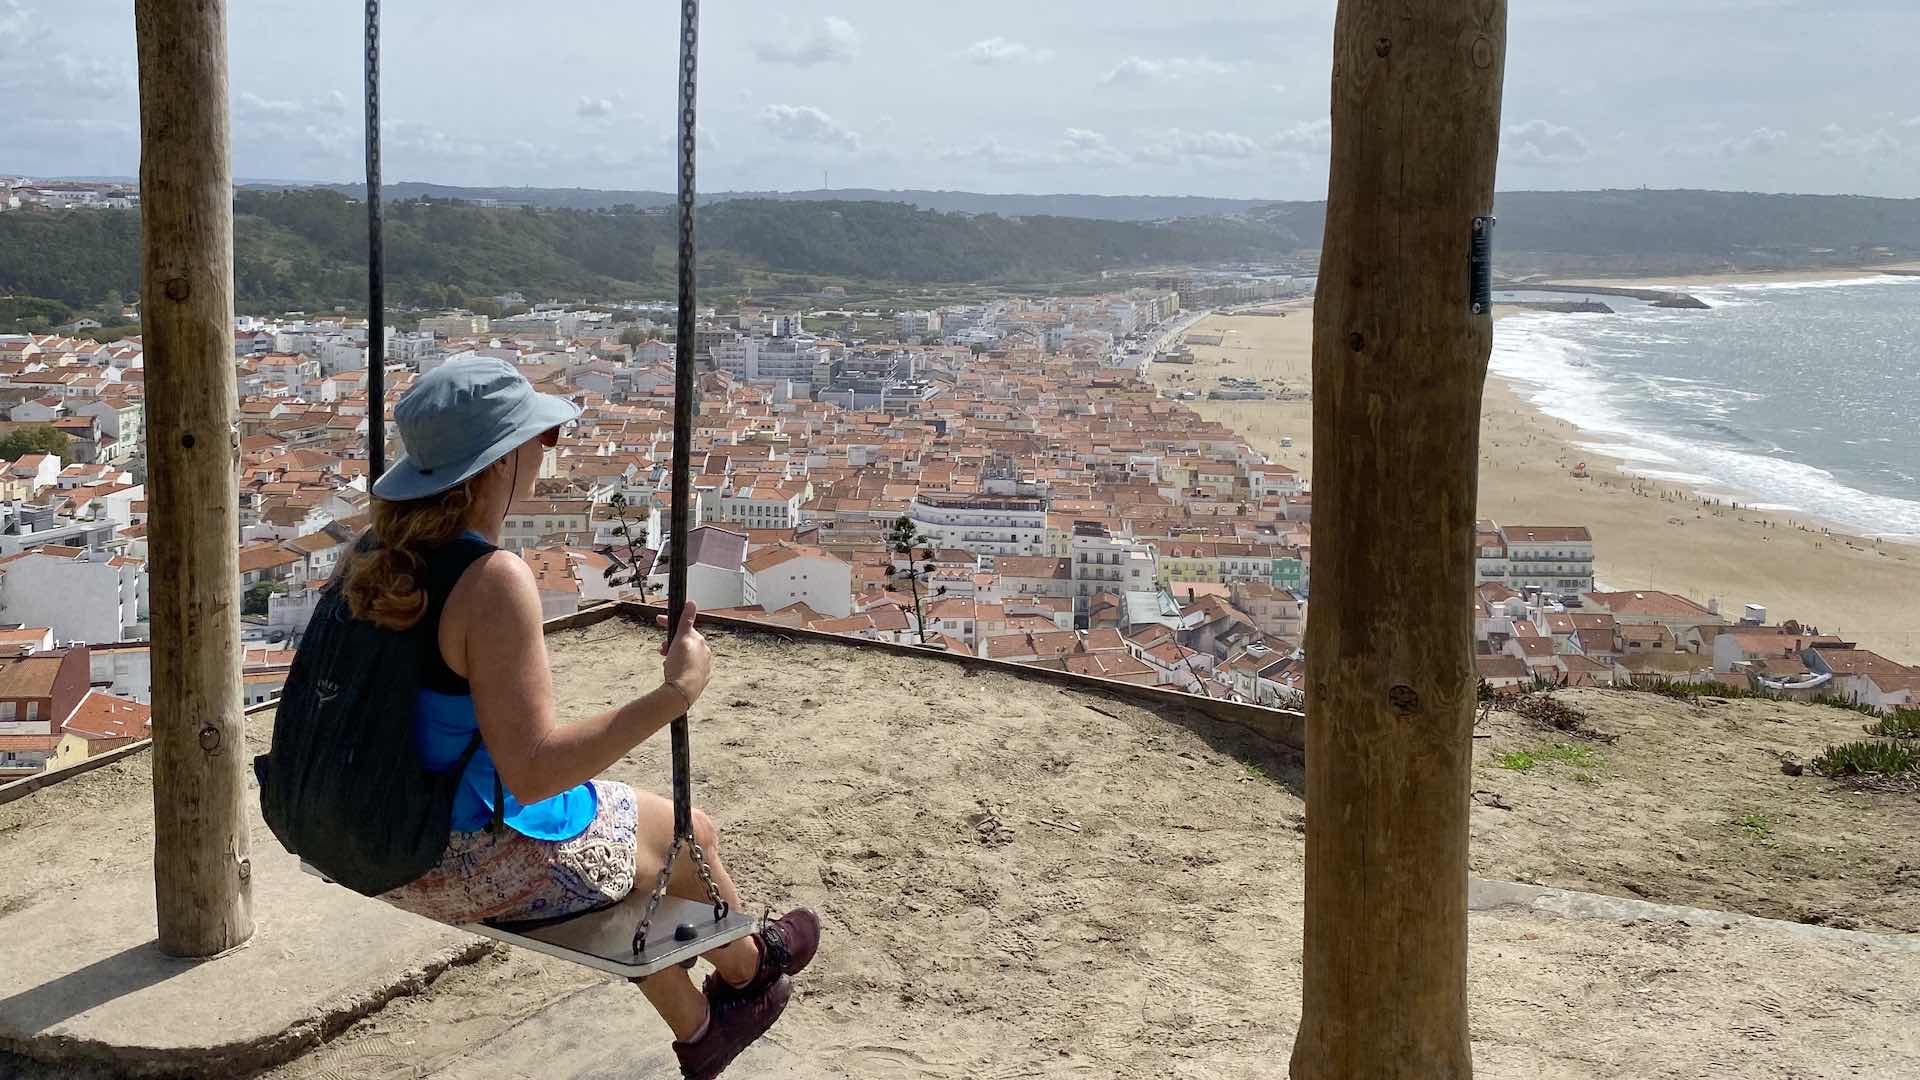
top-left (237, 857), bottom-right (252, 881)
top-left (1472, 36), bottom-right (1493, 69)
top-left (198, 725), bottom-right (221, 751)
top-left (1347, 332), bottom-right (1365, 353)
top-left (164, 277), bottom-right (190, 302)
top-left (1374, 37), bottom-right (1392, 58)
top-left (1388, 684), bottom-right (1420, 714)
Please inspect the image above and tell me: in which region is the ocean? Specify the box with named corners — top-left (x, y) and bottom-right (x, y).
top-left (1490, 275), bottom-right (1920, 542)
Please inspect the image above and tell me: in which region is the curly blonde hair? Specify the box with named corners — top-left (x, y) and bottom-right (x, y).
top-left (341, 477), bottom-right (483, 631)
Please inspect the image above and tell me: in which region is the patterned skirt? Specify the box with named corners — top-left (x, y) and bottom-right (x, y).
top-left (378, 780), bottom-right (640, 925)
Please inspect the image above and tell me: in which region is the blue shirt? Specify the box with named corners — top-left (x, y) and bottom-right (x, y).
top-left (412, 534), bottom-right (598, 840)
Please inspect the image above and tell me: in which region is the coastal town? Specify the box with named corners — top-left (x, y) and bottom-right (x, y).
top-left (0, 284), bottom-right (1916, 781)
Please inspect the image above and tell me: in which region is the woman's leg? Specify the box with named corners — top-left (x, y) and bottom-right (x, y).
top-left (637, 968), bottom-right (709, 1042)
top-left (631, 792), bottom-right (760, 988)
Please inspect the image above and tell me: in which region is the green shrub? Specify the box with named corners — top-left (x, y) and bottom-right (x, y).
top-left (1806, 694), bottom-right (1883, 717)
top-left (1811, 739), bottom-right (1920, 778)
top-left (1863, 710), bottom-right (1920, 739)
top-left (1494, 742), bottom-right (1601, 773)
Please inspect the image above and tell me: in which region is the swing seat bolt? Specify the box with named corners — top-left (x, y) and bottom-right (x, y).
top-left (675, 923), bottom-right (699, 942)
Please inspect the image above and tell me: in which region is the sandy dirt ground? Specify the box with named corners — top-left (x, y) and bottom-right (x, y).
top-left (1471, 688), bottom-right (1920, 934)
top-left (5, 626), bottom-right (1917, 1077)
top-left (1147, 308), bottom-right (1920, 664)
top-left (211, 626), bottom-right (1912, 1079)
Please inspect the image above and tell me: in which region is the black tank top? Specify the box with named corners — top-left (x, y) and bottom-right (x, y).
top-left (417, 534), bottom-right (497, 695)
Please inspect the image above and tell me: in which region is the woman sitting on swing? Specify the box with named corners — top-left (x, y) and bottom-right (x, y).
top-left (346, 357), bottom-right (816, 1080)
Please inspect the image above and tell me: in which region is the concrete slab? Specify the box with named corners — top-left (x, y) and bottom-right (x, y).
top-left (0, 813), bottom-right (489, 1079)
top-left (429, 980), bottom-right (823, 1080)
top-left (1468, 878), bottom-right (1920, 953)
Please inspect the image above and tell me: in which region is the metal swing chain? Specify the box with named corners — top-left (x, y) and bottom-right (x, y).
top-left (632, 0), bottom-right (727, 959)
top-left (631, 834), bottom-right (683, 955)
top-left (363, 0), bottom-right (386, 479)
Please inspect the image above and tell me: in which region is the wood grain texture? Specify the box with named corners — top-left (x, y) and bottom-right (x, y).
top-left (136, 0), bottom-right (254, 957)
top-left (1292, 1), bottom-right (1506, 1077)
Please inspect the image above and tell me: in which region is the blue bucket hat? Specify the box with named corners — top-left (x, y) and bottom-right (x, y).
top-left (371, 357), bottom-right (582, 501)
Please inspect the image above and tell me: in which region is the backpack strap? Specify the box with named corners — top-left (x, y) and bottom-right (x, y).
top-left (447, 731), bottom-right (506, 835)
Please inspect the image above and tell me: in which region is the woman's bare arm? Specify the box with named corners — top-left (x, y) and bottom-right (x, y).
top-left (447, 552), bottom-right (709, 803)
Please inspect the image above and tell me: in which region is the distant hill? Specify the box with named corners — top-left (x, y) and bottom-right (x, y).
top-left (1247, 189), bottom-right (1920, 274)
top-left (273, 182), bottom-right (1271, 222)
top-left (6, 186), bottom-right (1919, 328)
top-left (0, 191), bottom-right (1302, 317)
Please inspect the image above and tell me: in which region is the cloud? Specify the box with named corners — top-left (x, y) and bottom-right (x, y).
top-left (1060, 128), bottom-right (1126, 166)
top-left (234, 90), bottom-right (353, 157)
top-left (576, 97), bottom-right (613, 119)
top-left (0, 0), bottom-right (46, 59)
top-left (1099, 55), bottom-right (1236, 86)
top-left (945, 126), bottom-right (1284, 173)
top-left (1904, 115), bottom-right (1920, 129)
top-left (381, 120), bottom-right (491, 163)
top-left (754, 16), bottom-right (859, 67)
top-left (1134, 129), bottom-right (1262, 163)
top-left (1662, 126), bottom-right (1789, 160)
top-left (1272, 117), bottom-right (1331, 154)
top-left (1819, 124), bottom-right (1902, 157)
top-left (940, 129), bottom-right (1133, 170)
top-left (759, 104), bottom-right (860, 151)
top-left (0, 2), bottom-right (129, 101)
top-left (47, 53), bottom-right (133, 100)
top-left (937, 138), bottom-right (1050, 170)
top-left (1503, 120), bottom-right (1592, 166)
top-left (965, 37), bottom-right (1052, 66)
top-left (1721, 126), bottom-right (1789, 156)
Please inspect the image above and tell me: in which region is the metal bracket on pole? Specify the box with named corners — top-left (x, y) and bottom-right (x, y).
top-left (1469, 216), bottom-right (1496, 315)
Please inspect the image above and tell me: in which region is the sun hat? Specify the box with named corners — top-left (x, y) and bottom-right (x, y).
top-left (370, 356), bottom-right (582, 501)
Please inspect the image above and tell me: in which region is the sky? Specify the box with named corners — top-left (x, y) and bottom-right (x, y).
top-left (4, 0), bottom-right (1919, 200)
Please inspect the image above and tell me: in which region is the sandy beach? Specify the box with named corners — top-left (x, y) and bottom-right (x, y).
top-left (1149, 301), bottom-right (1920, 665)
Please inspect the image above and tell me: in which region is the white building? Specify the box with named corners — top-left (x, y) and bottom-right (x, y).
top-left (502, 499), bottom-right (595, 552)
top-left (72, 398), bottom-right (144, 463)
top-left (419, 313), bottom-right (491, 337)
top-left (896, 310), bottom-right (942, 340)
top-left (743, 544), bottom-right (852, 618)
top-left (709, 334), bottom-right (829, 389)
top-left (1475, 523), bottom-right (1594, 594)
top-left (316, 337), bottom-right (367, 375)
top-left (649, 526), bottom-right (748, 612)
top-left (908, 489), bottom-right (1050, 560)
top-left (88, 642), bottom-right (153, 702)
top-left (9, 454), bottom-right (62, 491)
top-left (1068, 521), bottom-right (1157, 610)
top-left (0, 549), bottom-right (148, 645)
top-left (718, 484), bottom-right (804, 531)
top-left (1248, 464), bottom-right (1304, 500)
top-left (1498, 525), bottom-right (1595, 594)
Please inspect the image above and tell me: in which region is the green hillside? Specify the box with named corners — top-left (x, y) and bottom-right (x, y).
top-left (0, 191), bottom-right (1303, 320)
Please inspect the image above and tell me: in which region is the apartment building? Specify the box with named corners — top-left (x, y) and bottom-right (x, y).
top-left (909, 490), bottom-right (1050, 559)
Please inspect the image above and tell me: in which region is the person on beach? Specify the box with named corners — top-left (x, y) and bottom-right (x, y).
top-left (336, 359), bottom-right (817, 1080)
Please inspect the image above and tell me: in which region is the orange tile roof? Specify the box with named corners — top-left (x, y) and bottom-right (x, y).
top-left (62, 692), bottom-right (152, 740)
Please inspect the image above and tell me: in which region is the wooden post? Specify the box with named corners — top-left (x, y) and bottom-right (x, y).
top-left (136, 0), bottom-right (255, 958)
top-left (1292, 1), bottom-right (1505, 1077)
